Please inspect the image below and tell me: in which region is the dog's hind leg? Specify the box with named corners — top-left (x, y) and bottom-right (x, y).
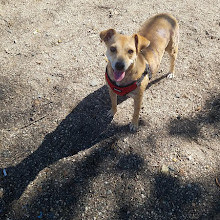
top-left (166, 27), bottom-right (179, 78)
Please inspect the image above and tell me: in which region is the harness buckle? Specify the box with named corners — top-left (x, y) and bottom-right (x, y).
top-left (113, 88), bottom-right (122, 93)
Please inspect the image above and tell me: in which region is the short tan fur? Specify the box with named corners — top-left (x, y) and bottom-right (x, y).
top-left (100, 13), bottom-right (179, 131)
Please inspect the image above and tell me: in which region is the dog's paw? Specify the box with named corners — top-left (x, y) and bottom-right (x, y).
top-left (107, 109), bottom-right (116, 118)
top-left (129, 123), bottom-right (138, 132)
top-left (167, 72), bottom-right (175, 79)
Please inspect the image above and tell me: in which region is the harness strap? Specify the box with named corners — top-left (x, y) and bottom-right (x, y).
top-left (106, 64), bottom-right (152, 96)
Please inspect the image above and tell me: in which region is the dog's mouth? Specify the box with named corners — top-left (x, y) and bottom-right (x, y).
top-left (114, 70), bottom-right (125, 82)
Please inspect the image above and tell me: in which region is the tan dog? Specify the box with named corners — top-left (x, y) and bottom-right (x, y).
top-left (100, 13), bottom-right (179, 131)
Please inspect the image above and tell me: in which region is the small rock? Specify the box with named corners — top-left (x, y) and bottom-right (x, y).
top-left (177, 115), bottom-right (181, 120)
top-left (167, 73), bottom-right (174, 79)
top-left (175, 93), bottom-right (180, 98)
top-left (172, 158), bottom-right (177, 162)
top-left (33, 99), bottom-right (41, 106)
top-left (37, 211), bottom-right (43, 219)
top-left (161, 165), bottom-right (169, 174)
top-left (195, 106), bottom-right (201, 111)
top-left (33, 30), bottom-right (39, 35)
top-left (107, 189), bottom-right (112, 195)
top-left (141, 193), bottom-right (146, 199)
top-left (90, 79), bottom-right (98, 87)
top-left (178, 168), bottom-right (186, 176)
top-left (187, 155), bottom-right (192, 161)
top-left (114, 10), bottom-right (119, 15)
top-left (3, 169), bottom-right (7, 176)
top-left (2, 150), bottom-right (10, 157)
top-left (168, 166), bottom-right (176, 172)
top-left (0, 188), bottom-right (4, 198)
top-left (4, 48), bottom-right (9, 54)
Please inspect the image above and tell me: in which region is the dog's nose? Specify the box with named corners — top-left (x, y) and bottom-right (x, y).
top-left (115, 61), bottom-right (125, 71)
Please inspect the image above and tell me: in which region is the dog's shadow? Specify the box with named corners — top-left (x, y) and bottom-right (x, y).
top-left (1, 74), bottom-right (168, 215)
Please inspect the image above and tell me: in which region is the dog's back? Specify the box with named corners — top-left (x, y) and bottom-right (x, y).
top-left (138, 13), bottom-right (179, 49)
top-left (138, 13), bottom-right (179, 76)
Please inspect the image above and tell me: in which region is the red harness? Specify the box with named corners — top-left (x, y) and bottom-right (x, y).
top-left (105, 64), bottom-right (152, 96)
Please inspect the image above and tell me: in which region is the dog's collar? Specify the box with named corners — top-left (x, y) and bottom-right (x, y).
top-left (105, 64), bottom-right (152, 96)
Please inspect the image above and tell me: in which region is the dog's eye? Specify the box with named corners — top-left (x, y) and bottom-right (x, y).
top-left (128, 49), bottom-right (134, 54)
top-left (110, 46), bottom-right (116, 53)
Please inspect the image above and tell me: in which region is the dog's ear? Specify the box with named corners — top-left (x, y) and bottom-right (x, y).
top-left (134, 34), bottom-right (150, 54)
top-left (100, 29), bottom-right (116, 43)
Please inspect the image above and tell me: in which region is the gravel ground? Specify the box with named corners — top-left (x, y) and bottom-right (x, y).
top-left (0, 0), bottom-right (220, 219)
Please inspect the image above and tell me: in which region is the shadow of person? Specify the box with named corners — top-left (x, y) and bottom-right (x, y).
top-left (1, 85), bottom-right (129, 215)
top-left (168, 94), bottom-right (220, 139)
top-left (1, 74), bottom-right (168, 217)
top-left (115, 174), bottom-right (202, 220)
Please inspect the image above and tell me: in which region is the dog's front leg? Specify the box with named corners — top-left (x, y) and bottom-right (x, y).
top-left (108, 88), bottom-right (117, 117)
top-left (130, 93), bottom-right (143, 131)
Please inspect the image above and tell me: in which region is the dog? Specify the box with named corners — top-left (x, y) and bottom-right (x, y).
top-left (100, 13), bottom-right (179, 131)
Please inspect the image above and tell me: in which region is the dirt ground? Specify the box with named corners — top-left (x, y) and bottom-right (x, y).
top-left (0, 0), bottom-right (220, 219)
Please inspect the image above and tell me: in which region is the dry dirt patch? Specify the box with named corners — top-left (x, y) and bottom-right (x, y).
top-left (0, 0), bottom-right (220, 219)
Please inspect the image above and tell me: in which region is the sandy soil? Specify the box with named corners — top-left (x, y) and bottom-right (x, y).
top-left (0, 0), bottom-right (220, 219)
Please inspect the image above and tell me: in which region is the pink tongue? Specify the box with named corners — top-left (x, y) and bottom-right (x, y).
top-left (114, 71), bottom-right (125, 82)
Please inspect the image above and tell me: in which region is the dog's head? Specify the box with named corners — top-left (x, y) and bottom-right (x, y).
top-left (100, 29), bottom-right (150, 82)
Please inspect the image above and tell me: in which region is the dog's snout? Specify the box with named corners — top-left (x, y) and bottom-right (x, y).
top-left (115, 61), bottom-right (125, 71)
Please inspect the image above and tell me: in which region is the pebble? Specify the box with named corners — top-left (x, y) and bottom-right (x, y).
top-left (167, 73), bottom-right (174, 79)
top-left (3, 169), bottom-right (7, 176)
top-left (37, 211), bottom-right (43, 219)
top-left (141, 193), bottom-right (146, 199)
top-left (178, 168), bottom-right (186, 176)
top-left (175, 93), bottom-right (180, 98)
top-left (172, 158), bottom-right (177, 162)
top-left (187, 155), bottom-right (192, 161)
top-left (0, 188), bottom-right (4, 198)
top-left (90, 79), bottom-right (99, 87)
top-left (161, 165), bottom-right (169, 174)
top-left (114, 10), bottom-right (119, 15)
top-left (107, 189), bottom-right (112, 195)
top-left (187, 183), bottom-right (192, 188)
top-left (33, 30), bottom-right (39, 35)
top-left (168, 166), bottom-right (175, 172)
top-left (2, 150), bottom-right (10, 157)
top-left (177, 115), bottom-right (181, 120)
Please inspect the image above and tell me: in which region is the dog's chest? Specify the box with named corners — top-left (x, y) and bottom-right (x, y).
top-left (126, 90), bottom-right (137, 98)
